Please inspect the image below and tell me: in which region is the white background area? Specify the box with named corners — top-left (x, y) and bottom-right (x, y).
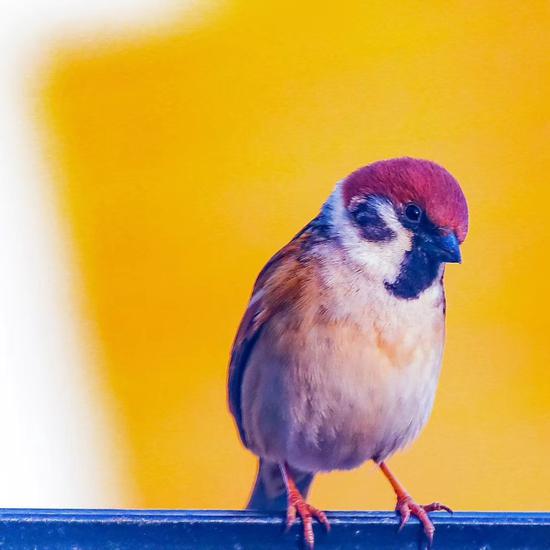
top-left (0, 0), bottom-right (206, 507)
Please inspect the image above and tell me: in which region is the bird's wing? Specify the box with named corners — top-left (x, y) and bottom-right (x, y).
top-left (228, 287), bottom-right (267, 446)
top-left (228, 224), bottom-right (314, 447)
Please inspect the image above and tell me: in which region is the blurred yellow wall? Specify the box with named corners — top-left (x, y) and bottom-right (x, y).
top-left (42, 0), bottom-right (549, 510)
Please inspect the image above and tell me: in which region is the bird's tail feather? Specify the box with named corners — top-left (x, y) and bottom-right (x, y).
top-left (247, 459), bottom-right (315, 511)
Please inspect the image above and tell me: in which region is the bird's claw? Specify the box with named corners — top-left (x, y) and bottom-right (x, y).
top-left (286, 495), bottom-right (330, 549)
top-left (423, 501), bottom-right (453, 514)
top-left (396, 496), bottom-right (452, 546)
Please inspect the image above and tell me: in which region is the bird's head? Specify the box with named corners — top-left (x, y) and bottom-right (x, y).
top-left (324, 158), bottom-right (468, 299)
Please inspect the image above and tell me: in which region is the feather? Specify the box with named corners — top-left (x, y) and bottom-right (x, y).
top-left (228, 224), bottom-right (318, 447)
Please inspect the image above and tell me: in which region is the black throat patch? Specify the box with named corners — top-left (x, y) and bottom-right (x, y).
top-left (385, 235), bottom-right (443, 299)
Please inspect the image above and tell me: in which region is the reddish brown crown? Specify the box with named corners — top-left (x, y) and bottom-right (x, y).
top-left (342, 158), bottom-right (469, 243)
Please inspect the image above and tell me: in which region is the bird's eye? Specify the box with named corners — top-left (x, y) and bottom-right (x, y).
top-left (404, 203), bottom-right (422, 223)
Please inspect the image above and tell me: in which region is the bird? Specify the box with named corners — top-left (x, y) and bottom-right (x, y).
top-left (228, 157), bottom-right (468, 548)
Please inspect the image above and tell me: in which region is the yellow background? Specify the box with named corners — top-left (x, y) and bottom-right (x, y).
top-left (42, 1), bottom-right (549, 510)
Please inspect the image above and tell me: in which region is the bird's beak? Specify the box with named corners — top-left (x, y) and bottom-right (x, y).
top-left (429, 232), bottom-right (462, 264)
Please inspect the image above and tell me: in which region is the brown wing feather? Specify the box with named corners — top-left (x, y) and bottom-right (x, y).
top-left (227, 224), bottom-right (314, 447)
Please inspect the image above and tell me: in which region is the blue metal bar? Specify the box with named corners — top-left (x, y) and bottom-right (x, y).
top-left (0, 509), bottom-right (548, 549)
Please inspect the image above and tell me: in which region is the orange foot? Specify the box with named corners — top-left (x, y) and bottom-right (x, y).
top-left (282, 464), bottom-right (330, 549)
top-left (379, 461), bottom-right (452, 546)
top-left (396, 495), bottom-right (452, 545)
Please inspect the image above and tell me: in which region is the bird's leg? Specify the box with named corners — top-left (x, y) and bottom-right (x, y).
top-left (281, 463), bottom-right (330, 549)
top-left (379, 461), bottom-right (452, 545)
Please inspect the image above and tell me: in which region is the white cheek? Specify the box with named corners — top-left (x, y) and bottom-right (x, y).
top-left (326, 183), bottom-right (411, 284)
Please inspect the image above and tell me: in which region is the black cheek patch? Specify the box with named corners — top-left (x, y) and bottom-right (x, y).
top-left (385, 235), bottom-right (442, 299)
top-left (351, 199), bottom-right (396, 242)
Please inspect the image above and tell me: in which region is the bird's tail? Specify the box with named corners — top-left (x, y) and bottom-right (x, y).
top-left (246, 459), bottom-right (315, 511)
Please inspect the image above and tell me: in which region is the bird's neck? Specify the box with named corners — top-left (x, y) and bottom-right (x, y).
top-left (307, 237), bottom-right (446, 325)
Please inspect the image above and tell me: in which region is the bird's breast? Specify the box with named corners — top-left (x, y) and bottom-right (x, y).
top-left (241, 266), bottom-right (447, 473)
top-left (292, 298), bottom-right (444, 470)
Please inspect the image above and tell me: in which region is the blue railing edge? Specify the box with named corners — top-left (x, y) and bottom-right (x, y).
top-left (0, 509), bottom-right (548, 523)
top-left (0, 509), bottom-right (548, 549)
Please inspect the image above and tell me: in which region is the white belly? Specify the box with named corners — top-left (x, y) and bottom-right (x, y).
top-left (288, 333), bottom-right (444, 471)
top-left (241, 279), bottom-right (446, 472)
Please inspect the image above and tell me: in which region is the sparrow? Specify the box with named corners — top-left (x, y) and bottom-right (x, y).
top-left (228, 158), bottom-right (468, 548)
